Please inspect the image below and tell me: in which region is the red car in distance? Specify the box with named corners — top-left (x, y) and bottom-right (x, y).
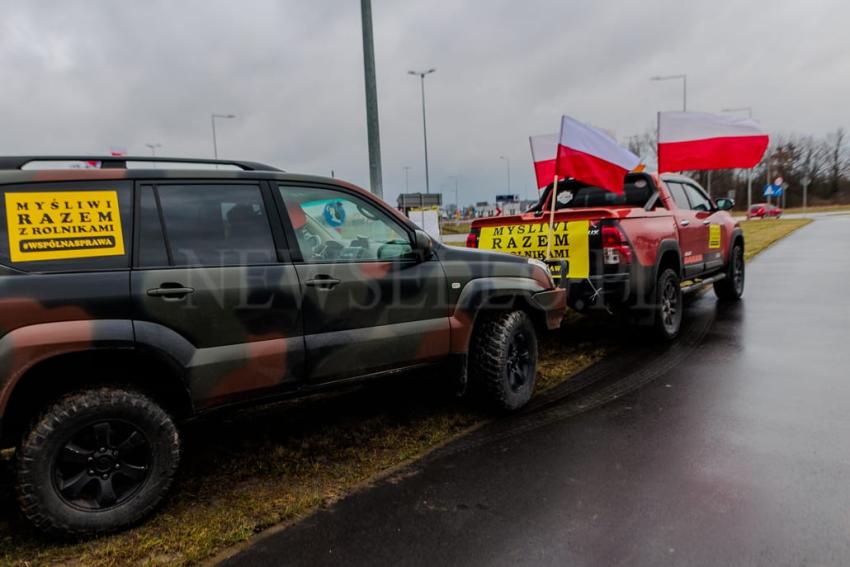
top-left (747, 203), bottom-right (783, 219)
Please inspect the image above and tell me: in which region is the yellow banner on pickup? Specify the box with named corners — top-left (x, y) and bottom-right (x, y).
top-left (478, 220), bottom-right (590, 279)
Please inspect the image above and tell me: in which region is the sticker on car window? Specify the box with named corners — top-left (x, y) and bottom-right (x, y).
top-left (5, 191), bottom-right (125, 262)
top-left (557, 191), bottom-right (573, 205)
top-left (708, 224), bottom-right (721, 249)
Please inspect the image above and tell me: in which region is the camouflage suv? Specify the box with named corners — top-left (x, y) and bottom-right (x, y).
top-left (0, 156), bottom-right (566, 536)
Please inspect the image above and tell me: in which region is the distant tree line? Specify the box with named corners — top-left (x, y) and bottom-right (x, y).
top-left (626, 127), bottom-right (850, 210)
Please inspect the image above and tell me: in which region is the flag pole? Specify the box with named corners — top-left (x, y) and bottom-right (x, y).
top-left (546, 174), bottom-right (559, 260)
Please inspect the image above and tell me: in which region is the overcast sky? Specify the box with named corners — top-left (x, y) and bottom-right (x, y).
top-left (1, 1), bottom-right (848, 205)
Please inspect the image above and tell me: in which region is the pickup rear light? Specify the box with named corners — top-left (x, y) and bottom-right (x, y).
top-left (466, 229), bottom-right (480, 248)
top-left (601, 225), bottom-right (631, 264)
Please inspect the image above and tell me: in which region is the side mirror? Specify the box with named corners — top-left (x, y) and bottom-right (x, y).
top-left (715, 198), bottom-right (735, 211)
top-left (413, 229), bottom-right (433, 258)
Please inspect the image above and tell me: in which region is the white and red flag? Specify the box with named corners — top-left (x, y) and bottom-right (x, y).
top-left (529, 133), bottom-right (559, 190)
top-left (657, 111), bottom-right (769, 173)
top-left (555, 116), bottom-right (640, 194)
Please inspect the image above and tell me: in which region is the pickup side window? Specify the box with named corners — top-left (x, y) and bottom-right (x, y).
top-left (682, 183), bottom-right (713, 212)
top-left (665, 181), bottom-right (691, 210)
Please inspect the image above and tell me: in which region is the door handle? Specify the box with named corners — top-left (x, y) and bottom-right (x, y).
top-left (305, 275), bottom-right (342, 289)
top-left (702, 219), bottom-right (712, 225)
top-left (680, 220), bottom-right (690, 226)
top-left (147, 284), bottom-right (195, 299)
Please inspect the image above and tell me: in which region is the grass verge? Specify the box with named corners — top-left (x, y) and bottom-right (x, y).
top-left (439, 221), bottom-right (471, 235)
top-left (0, 218), bottom-right (811, 566)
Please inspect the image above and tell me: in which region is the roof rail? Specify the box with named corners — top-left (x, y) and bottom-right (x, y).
top-left (0, 156), bottom-right (283, 172)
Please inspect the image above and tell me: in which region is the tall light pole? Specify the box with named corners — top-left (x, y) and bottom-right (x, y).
top-left (403, 165), bottom-right (412, 192)
top-left (360, 0), bottom-right (383, 198)
top-left (499, 155), bottom-right (511, 196)
top-left (211, 113), bottom-right (235, 159)
top-left (145, 143), bottom-right (161, 156)
top-left (408, 68), bottom-right (436, 193)
top-left (650, 74), bottom-right (687, 111)
top-left (722, 107), bottom-right (755, 209)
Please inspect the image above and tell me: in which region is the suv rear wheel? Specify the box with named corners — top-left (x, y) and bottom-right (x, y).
top-left (15, 387), bottom-right (180, 537)
top-left (469, 310), bottom-right (538, 411)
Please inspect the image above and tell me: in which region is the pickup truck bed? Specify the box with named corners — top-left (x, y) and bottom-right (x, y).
top-left (467, 172), bottom-right (745, 339)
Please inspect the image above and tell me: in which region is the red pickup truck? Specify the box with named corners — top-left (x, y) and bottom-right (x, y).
top-left (466, 172), bottom-right (744, 339)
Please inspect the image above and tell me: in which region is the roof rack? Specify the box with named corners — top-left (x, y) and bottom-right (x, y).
top-left (0, 156), bottom-right (283, 172)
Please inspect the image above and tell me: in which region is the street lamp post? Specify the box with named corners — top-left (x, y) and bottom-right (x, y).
top-left (403, 166), bottom-right (412, 192)
top-left (145, 143), bottom-right (162, 156)
top-left (499, 155), bottom-right (511, 196)
top-left (650, 74), bottom-right (687, 111)
top-left (408, 68), bottom-right (436, 194)
top-left (722, 107), bottom-right (755, 209)
top-left (360, 0), bottom-right (383, 198)
top-left (211, 113), bottom-right (236, 159)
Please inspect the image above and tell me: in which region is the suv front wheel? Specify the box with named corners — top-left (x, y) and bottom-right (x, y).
top-left (15, 387), bottom-right (181, 537)
top-left (469, 310), bottom-right (538, 411)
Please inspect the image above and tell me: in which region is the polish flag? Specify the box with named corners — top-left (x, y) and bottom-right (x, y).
top-left (529, 133), bottom-right (559, 190)
top-left (657, 111), bottom-right (769, 173)
top-left (556, 116), bottom-right (640, 194)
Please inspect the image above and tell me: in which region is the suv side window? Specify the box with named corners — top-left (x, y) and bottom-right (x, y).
top-left (137, 186), bottom-right (169, 267)
top-left (665, 181), bottom-right (691, 210)
top-left (682, 183), bottom-right (713, 212)
top-left (279, 185), bottom-right (413, 262)
top-left (155, 184), bottom-right (277, 267)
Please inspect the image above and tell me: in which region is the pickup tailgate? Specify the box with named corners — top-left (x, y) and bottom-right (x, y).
top-left (468, 209), bottom-right (620, 280)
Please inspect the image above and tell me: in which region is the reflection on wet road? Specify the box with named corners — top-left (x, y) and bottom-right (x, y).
top-left (225, 217), bottom-right (850, 567)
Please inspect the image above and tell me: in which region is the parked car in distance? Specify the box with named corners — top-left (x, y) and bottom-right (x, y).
top-left (747, 203), bottom-right (782, 219)
top-left (0, 156), bottom-right (566, 537)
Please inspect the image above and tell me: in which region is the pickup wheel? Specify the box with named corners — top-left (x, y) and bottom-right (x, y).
top-left (714, 242), bottom-right (745, 301)
top-left (15, 387), bottom-right (181, 537)
top-left (653, 268), bottom-right (683, 340)
top-left (469, 310), bottom-right (538, 412)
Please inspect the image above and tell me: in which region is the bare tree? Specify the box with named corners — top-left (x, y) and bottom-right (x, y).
top-left (825, 127), bottom-right (847, 196)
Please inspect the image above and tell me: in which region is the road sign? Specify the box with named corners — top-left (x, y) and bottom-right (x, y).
top-left (763, 184), bottom-right (783, 197)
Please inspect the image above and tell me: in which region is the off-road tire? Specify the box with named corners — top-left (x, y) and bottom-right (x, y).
top-left (16, 387), bottom-right (181, 538)
top-left (714, 243), bottom-right (745, 301)
top-left (469, 310), bottom-right (538, 411)
top-left (653, 268), bottom-right (683, 341)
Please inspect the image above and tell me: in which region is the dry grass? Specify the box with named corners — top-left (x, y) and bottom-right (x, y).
top-left (439, 221), bottom-right (471, 235)
top-left (779, 204), bottom-right (850, 215)
top-left (0, 217), bottom-right (810, 566)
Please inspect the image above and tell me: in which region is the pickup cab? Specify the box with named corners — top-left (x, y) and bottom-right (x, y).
top-left (466, 172), bottom-right (744, 339)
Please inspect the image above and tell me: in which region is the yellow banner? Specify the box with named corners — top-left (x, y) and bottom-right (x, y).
top-left (708, 224), bottom-right (721, 249)
top-left (5, 191), bottom-right (125, 262)
top-left (478, 220), bottom-right (590, 279)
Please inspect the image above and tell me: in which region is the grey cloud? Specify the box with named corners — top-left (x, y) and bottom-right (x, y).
top-left (1, 0), bottom-right (847, 206)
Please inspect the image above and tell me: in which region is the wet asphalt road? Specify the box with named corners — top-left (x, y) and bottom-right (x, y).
top-left (223, 217), bottom-right (850, 567)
